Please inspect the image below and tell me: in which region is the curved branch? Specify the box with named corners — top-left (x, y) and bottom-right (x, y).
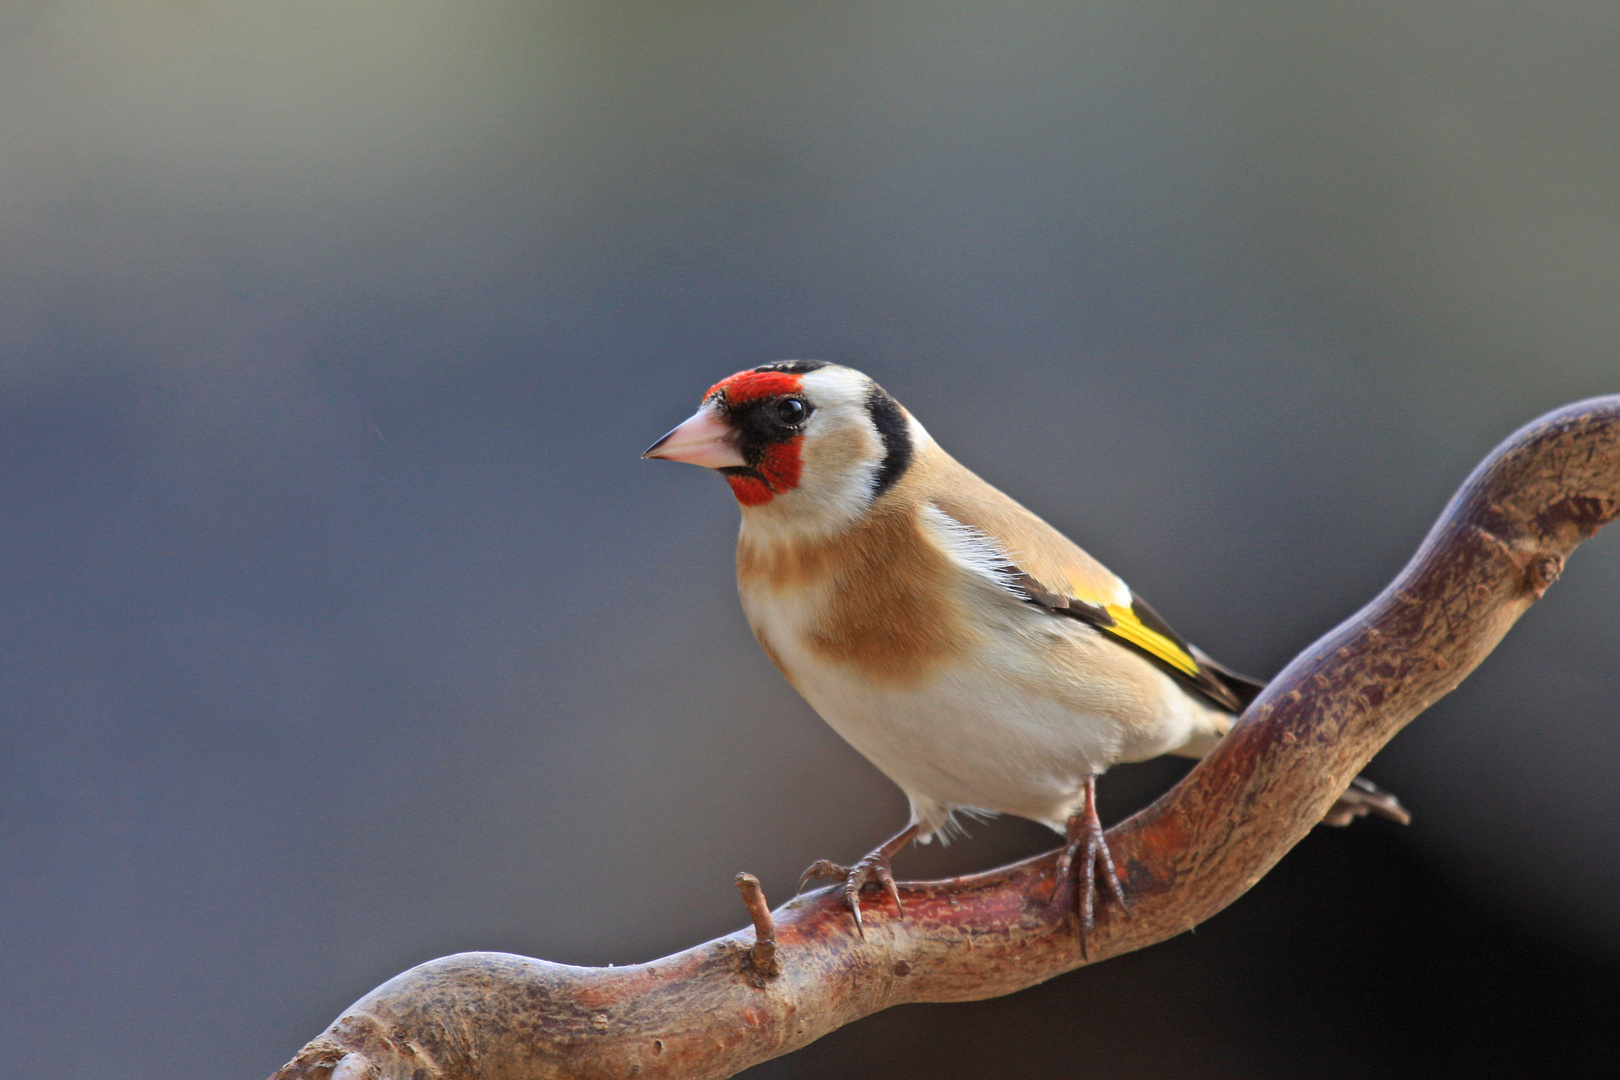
top-left (273, 397), bottom-right (1620, 1080)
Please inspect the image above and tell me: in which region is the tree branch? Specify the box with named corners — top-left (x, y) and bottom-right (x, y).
top-left (272, 397), bottom-right (1620, 1080)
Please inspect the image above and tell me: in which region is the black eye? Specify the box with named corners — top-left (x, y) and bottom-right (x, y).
top-left (774, 397), bottom-right (809, 425)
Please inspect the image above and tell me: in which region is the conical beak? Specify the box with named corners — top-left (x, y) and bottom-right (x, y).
top-left (642, 404), bottom-right (747, 469)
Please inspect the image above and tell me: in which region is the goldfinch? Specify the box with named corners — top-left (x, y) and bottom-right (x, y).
top-left (644, 361), bottom-right (1406, 937)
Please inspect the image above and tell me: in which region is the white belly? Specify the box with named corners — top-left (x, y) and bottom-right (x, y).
top-left (741, 579), bottom-right (1226, 839)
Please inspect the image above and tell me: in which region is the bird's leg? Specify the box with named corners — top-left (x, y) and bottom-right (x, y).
top-left (798, 823), bottom-right (919, 937)
top-left (1051, 776), bottom-right (1129, 956)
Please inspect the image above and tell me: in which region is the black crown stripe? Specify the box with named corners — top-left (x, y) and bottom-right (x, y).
top-left (751, 360), bottom-right (829, 375)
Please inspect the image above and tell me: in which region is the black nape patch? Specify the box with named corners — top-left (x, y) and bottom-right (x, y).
top-left (865, 383), bottom-right (913, 498)
top-left (751, 360), bottom-right (828, 375)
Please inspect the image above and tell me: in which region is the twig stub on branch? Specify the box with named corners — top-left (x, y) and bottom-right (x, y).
top-left (735, 872), bottom-right (782, 978)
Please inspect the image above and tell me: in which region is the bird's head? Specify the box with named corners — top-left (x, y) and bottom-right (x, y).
top-left (643, 361), bottom-right (917, 532)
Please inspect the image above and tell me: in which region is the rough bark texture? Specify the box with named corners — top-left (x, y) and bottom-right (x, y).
top-left (273, 396), bottom-right (1620, 1080)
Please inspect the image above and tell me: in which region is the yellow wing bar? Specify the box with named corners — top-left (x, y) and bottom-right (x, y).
top-left (1102, 603), bottom-right (1201, 677)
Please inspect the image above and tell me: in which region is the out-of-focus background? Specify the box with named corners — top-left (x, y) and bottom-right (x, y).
top-left (2, 3), bottom-right (1617, 1077)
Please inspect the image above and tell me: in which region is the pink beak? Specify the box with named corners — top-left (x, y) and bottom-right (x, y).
top-left (642, 403), bottom-right (747, 469)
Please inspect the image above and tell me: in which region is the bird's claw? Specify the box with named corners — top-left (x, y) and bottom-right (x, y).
top-left (1052, 784), bottom-right (1130, 958)
top-left (798, 851), bottom-right (905, 937)
top-left (797, 858), bottom-right (849, 894)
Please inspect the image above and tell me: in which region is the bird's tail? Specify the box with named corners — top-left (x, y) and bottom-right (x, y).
top-left (1323, 775), bottom-right (1411, 826)
top-left (1189, 647), bottom-right (1412, 827)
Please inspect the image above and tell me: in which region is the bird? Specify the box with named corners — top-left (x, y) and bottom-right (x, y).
top-left (643, 360), bottom-right (1407, 939)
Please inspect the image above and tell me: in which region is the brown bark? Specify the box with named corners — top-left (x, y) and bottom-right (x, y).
top-left (272, 396), bottom-right (1620, 1080)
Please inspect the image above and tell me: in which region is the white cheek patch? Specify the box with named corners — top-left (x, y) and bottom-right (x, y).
top-left (793, 412), bottom-right (883, 524)
top-left (765, 366), bottom-right (888, 530)
top-left (738, 365), bottom-right (927, 542)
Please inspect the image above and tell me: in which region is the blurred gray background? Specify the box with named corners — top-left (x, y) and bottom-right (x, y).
top-left (2, 3), bottom-right (1617, 1077)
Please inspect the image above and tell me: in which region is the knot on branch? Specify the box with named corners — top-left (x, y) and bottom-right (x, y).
top-left (1528, 553), bottom-right (1563, 596)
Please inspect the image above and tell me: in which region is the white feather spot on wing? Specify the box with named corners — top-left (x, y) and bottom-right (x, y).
top-left (920, 502), bottom-right (1027, 598)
